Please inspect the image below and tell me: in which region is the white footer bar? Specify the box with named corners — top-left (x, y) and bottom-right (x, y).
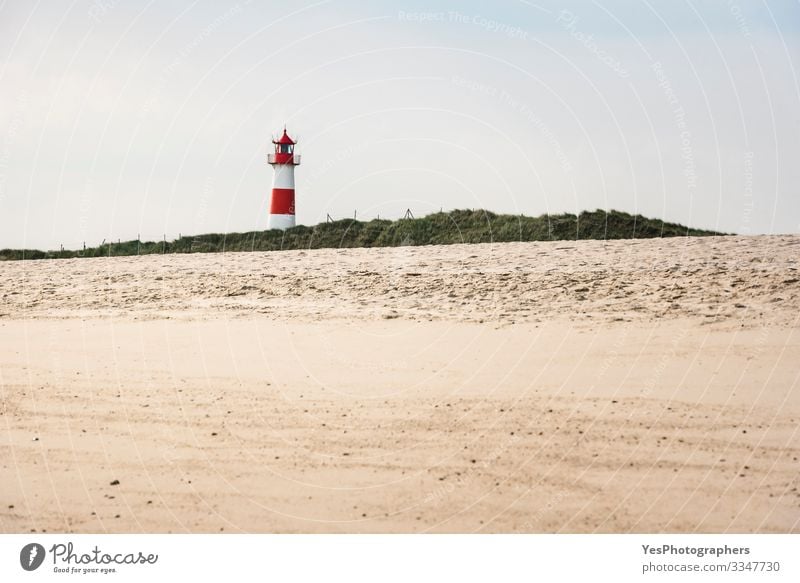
top-left (1, 534), bottom-right (796, 582)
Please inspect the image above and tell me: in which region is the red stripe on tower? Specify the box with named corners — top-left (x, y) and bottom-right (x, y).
top-left (267, 127), bottom-right (301, 230)
top-left (270, 188), bottom-right (295, 215)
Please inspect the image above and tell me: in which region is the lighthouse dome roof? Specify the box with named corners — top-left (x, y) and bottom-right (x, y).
top-left (274, 128), bottom-right (296, 145)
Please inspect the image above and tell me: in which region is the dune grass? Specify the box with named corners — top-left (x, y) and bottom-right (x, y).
top-left (0, 209), bottom-right (723, 261)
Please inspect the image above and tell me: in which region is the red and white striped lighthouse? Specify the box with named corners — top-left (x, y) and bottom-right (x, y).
top-left (267, 127), bottom-right (301, 230)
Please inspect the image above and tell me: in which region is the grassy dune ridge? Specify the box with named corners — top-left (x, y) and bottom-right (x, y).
top-left (0, 208), bottom-right (722, 261)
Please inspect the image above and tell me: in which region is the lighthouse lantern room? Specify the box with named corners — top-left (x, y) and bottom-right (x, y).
top-left (267, 128), bottom-right (301, 230)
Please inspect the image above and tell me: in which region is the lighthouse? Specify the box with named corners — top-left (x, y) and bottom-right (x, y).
top-left (267, 128), bottom-right (301, 230)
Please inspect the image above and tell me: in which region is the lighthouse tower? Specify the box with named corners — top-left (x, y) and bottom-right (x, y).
top-left (267, 128), bottom-right (301, 230)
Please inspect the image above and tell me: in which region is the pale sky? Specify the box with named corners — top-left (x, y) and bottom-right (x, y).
top-left (1, 0), bottom-right (798, 249)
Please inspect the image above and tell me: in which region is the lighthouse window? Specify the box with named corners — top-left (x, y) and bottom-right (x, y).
top-left (279, 144), bottom-right (292, 153)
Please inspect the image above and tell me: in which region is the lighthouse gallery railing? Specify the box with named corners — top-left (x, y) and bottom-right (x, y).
top-left (267, 153), bottom-right (301, 164)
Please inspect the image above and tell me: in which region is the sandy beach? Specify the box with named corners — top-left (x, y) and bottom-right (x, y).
top-left (1, 235), bottom-right (798, 533)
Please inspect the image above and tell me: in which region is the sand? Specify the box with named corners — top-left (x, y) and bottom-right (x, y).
top-left (0, 235), bottom-right (798, 533)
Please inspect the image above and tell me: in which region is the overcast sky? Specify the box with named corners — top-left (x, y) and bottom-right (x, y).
top-left (1, 0), bottom-right (798, 249)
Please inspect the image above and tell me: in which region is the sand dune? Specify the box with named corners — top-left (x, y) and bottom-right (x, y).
top-left (1, 236), bottom-right (798, 532)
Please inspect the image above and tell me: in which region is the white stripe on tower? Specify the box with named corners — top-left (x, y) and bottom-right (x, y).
top-left (272, 165), bottom-right (295, 189)
top-left (268, 213), bottom-right (295, 230)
